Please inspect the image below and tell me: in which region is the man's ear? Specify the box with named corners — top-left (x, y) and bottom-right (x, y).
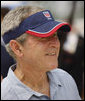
top-left (9, 40), bottom-right (24, 58)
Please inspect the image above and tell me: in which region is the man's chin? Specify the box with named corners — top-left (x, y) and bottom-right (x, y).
top-left (47, 63), bottom-right (58, 71)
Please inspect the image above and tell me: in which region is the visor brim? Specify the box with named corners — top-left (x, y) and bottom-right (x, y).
top-left (26, 21), bottom-right (71, 37)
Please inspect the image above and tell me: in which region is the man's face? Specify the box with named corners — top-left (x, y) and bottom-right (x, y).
top-left (21, 32), bottom-right (60, 72)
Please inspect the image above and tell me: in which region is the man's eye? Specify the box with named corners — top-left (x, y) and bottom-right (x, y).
top-left (53, 33), bottom-right (57, 37)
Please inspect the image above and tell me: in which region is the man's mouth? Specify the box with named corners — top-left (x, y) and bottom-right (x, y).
top-left (46, 52), bottom-right (56, 56)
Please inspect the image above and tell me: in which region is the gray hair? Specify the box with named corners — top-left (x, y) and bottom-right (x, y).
top-left (1, 6), bottom-right (44, 60)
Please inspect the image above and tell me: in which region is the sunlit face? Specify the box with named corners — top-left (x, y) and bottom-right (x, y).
top-left (21, 32), bottom-right (60, 72)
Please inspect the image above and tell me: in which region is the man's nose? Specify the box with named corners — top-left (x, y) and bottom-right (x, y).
top-left (49, 37), bottom-right (60, 47)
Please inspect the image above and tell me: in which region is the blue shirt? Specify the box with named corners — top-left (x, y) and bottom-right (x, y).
top-left (1, 64), bottom-right (81, 100)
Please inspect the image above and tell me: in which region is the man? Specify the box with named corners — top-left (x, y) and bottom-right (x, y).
top-left (1, 6), bottom-right (81, 100)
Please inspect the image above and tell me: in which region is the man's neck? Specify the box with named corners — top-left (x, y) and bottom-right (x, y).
top-left (14, 62), bottom-right (50, 96)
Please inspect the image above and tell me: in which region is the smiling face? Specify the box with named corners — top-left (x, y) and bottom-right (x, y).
top-left (19, 32), bottom-right (60, 72)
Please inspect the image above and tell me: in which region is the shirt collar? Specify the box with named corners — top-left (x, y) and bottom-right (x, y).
top-left (47, 69), bottom-right (62, 87)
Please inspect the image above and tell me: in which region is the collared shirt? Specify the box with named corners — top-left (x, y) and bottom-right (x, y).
top-left (1, 64), bottom-right (81, 100)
